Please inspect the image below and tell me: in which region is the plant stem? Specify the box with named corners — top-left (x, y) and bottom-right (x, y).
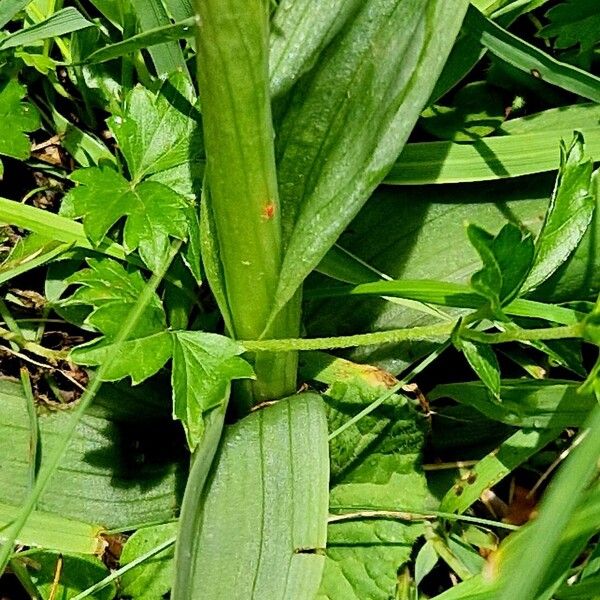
top-left (242, 322), bottom-right (583, 352)
top-left (195, 0), bottom-right (299, 405)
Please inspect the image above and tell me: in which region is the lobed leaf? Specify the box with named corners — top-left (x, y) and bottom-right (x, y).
top-left (171, 331), bottom-right (254, 451)
top-left (0, 78), bottom-right (39, 160)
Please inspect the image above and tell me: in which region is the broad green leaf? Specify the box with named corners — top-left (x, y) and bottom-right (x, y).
top-left (0, 7), bottom-right (93, 50)
top-left (85, 17), bottom-right (196, 65)
top-left (0, 502), bottom-right (105, 555)
top-left (440, 428), bottom-right (559, 514)
top-left (108, 77), bottom-right (201, 185)
top-left (62, 167), bottom-right (189, 271)
top-left (453, 337), bottom-right (501, 399)
top-left (0, 0), bottom-right (32, 28)
top-left (273, 0), bottom-right (469, 317)
top-left (120, 522), bottom-right (178, 600)
top-left (269, 0), bottom-right (361, 98)
top-left (0, 378), bottom-right (184, 528)
top-left (172, 394), bottom-right (329, 600)
top-left (430, 379), bottom-right (597, 428)
top-left (524, 133), bottom-right (596, 292)
top-left (468, 222), bottom-right (535, 312)
top-left (388, 103), bottom-right (600, 185)
top-left (321, 382), bottom-right (432, 599)
top-left (27, 552), bottom-right (114, 600)
top-left (539, 0), bottom-right (600, 54)
top-left (0, 78), bottom-right (39, 160)
top-left (421, 81), bottom-right (505, 142)
top-left (171, 331), bottom-right (254, 450)
top-left (63, 258), bottom-right (172, 384)
top-left (464, 5), bottom-right (600, 103)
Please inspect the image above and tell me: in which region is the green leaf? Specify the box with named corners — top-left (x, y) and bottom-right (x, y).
top-left (0, 378), bottom-right (184, 529)
top-left (0, 0), bottom-right (33, 29)
top-left (171, 331), bottom-right (254, 451)
top-left (415, 540), bottom-right (438, 586)
top-left (468, 222), bottom-right (534, 312)
top-left (84, 17), bottom-right (196, 65)
top-left (120, 522), bottom-right (178, 600)
top-left (524, 133), bottom-right (596, 292)
top-left (273, 0), bottom-right (469, 317)
top-left (269, 0), bottom-right (362, 98)
top-left (62, 166), bottom-right (189, 271)
top-left (172, 394), bottom-right (329, 600)
top-left (440, 428), bottom-right (559, 514)
top-left (63, 258), bottom-right (172, 384)
top-left (464, 5), bottom-right (600, 103)
top-left (321, 382), bottom-right (432, 599)
top-left (130, 0), bottom-right (189, 77)
top-left (430, 379), bottom-right (597, 428)
top-left (421, 81), bottom-right (505, 142)
top-left (108, 76), bottom-right (201, 184)
top-left (387, 103), bottom-right (600, 185)
top-left (454, 337), bottom-right (501, 399)
top-left (0, 7), bottom-right (93, 50)
top-left (0, 78), bottom-right (39, 160)
top-left (0, 502), bottom-right (105, 555)
top-left (539, 0), bottom-right (600, 54)
top-left (27, 552), bottom-right (114, 600)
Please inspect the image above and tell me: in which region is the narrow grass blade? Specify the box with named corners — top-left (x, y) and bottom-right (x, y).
top-left (464, 5), bottom-right (600, 103)
top-left (0, 7), bottom-right (93, 50)
top-left (440, 428), bottom-right (559, 513)
top-left (129, 0), bottom-right (189, 77)
top-left (172, 394), bottom-right (329, 600)
top-left (0, 196), bottom-right (132, 262)
top-left (84, 17), bottom-right (196, 65)
top-left (0, 0), bottom-right (32, 28)
top-left (387, 104), bottom-right (600, 185)
top-left (0, 503), bottom-right (105, 555)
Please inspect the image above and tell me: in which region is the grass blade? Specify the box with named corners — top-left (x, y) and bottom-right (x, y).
top-left (0, 7), bottom-right (93, 50)
top-left (129, 0), bottom-right (189, 77)
top-left (464, 5), bottom-right (600, 103)
top-left (84, 17), bottom-right (196, 65)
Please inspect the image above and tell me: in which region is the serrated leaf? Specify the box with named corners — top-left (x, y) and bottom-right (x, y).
top-left (62, 166), bottom-right (189, 271)
top-left (173, 394), bottom-right (329, 600)
top-left (0, 78), bottom-right (39, 160)
top-left (539, 0), bottom-right (600, 54)
top-left (454, 337), bottom-right (501, 399)
top-left (524, 134), bottom-right (596, 292)
top-left (120, 522), bottom-right (178, 600)
top-left (108, 75), bottom-right (201, 183)
top-left (468, 222), bottom-right (534, 313)
top-left (27, 552), bottom-right (114, 600)
top-left (170, 331), bottom-right (254, 450)
top-left (272, 0), bottom-right (468, 318)
top-left (63, 258), bottom-right (172, 384)
top-left (320, 384), bottom-right (432, 599)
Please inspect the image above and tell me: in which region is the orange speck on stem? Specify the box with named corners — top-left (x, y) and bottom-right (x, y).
top-left (262, 202), bottom-right (276, 220)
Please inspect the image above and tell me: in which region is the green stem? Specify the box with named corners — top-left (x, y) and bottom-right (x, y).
top-left (195, 0), bottom-right (299, 405)
top-left (242, 322), bottom-right (583, 352)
